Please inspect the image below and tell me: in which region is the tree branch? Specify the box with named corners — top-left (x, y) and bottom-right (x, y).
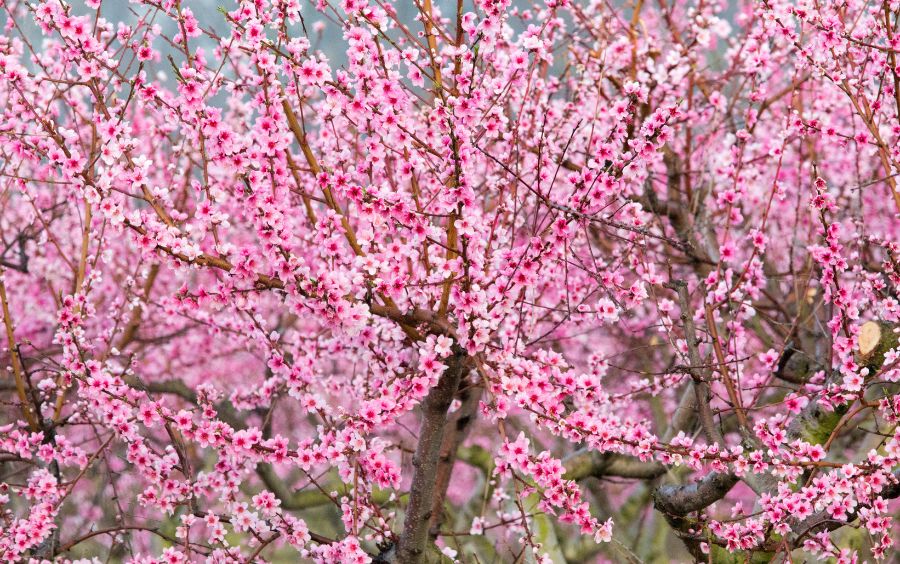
top-left (394, 351), bottom-right (468, 564)
top-left (652, 472), bottom-right (739, 517)
top-left (428, 378), bottom-right (481, 538)
top-left (667, 280), bottom-right (724, 447)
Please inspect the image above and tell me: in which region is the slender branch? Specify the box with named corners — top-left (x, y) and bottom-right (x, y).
top-left (705, 302), bottom-right (751, 438)
top-left (0, 265), bottom-right (40, 431)
top-left (667, 280), bottom-right (724, 447)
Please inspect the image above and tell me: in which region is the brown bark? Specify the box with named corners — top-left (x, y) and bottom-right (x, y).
top-left (427, 378), bottom-right (480, 538)
top-left (395, 352), bottom-right (467, 564)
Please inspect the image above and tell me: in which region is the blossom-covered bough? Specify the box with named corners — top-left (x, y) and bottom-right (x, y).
top-left (1, 0), bottom-right (900, 561)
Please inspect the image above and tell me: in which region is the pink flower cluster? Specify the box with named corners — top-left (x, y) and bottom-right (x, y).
top-left (1, 0), bottom-right (900, 561)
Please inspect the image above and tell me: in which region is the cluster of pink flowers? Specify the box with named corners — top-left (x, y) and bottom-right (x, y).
top-left (1, 0), bottom-right (900, 561)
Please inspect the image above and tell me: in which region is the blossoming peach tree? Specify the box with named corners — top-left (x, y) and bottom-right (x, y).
top-left (1, 0), bottom-right (900, 561)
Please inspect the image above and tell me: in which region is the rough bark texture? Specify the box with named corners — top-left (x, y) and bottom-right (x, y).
top-left (427, 378), bottom-right (480, 538)
top-left (652, 472), bottom-right (740, 559)
top-left (653, 472), bottom-right (740, 517)
top-left (394, 352), bottom-right (467, 564)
